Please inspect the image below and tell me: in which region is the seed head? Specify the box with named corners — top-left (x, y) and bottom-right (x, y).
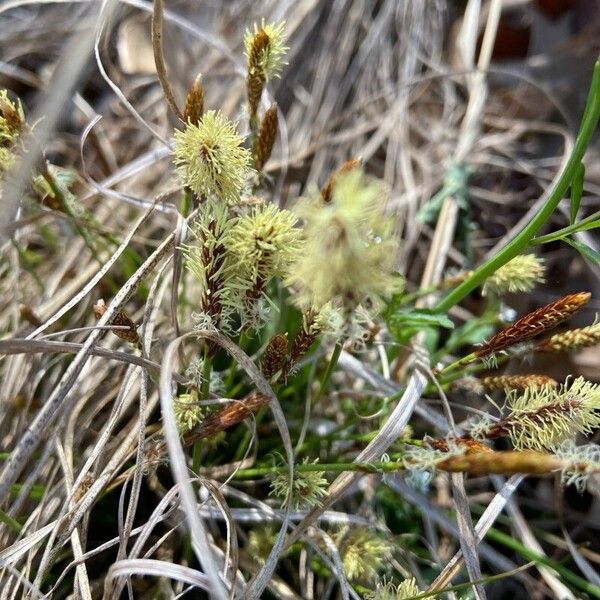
top-left (244, 20), bottom-right (287, 126)
top-left (475, 292), bottom-right (591, 358)
top-left (229, 203), bottom-right (302, 287)
top-left (286, 169), bottom-right (401, 311)
top-left (482, 254), bottom-right (545, 296)
top-left (244, 20), bottom-right (288, 81)
top-left (479, 376), bottom-right (600, 450)
top-left (364, 578), bottom-right (421, 600)
top-left (173, 110), bottom-right (252, 203)
top-left (339, 527), bottom-right (393, 582)
top-left (261, 333), bottom-right (288, 379)
top-left (0, 89), bottom-right (24, 147)
top-left (173, 390), bottom-right (204, 435)
top-left (270, 457), bottom-right (328, 509)
top-left (554, 441), bottom-right (600, 493)
top-left (535, 320), bottom-right (600, 352)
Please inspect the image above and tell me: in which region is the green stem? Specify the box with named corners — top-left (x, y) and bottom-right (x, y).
top-left (531, 209), bottom-right (600, 245)
top-left (486, 527), bottom-right (600, 598)
top-left (311, 340), bottom-right (343, 405)
top-left (435, 58), bottom-right (600, 313)
top-left (192, 348), bottom-right (212, 473)
top-left (233, 459), bottom-right (404, 479)
top-left (0, 508), bottom-right (22, 534)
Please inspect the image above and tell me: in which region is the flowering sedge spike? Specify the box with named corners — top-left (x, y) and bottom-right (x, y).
top-left (554, 441), bottom-right (600, 492)
top-left (481, 254), bottom-right (545, 296)
top-left (182, 74), bottom-right (204, 125)
top-left (261, 333), bottom-right (288, 379)
top-left (247, 526), bottom-right (278, 564)
top-left (426, 436), bottom-right (492, 454)
top-left (535, 321), bottom-right (600, 352)
top-left (93, 299), bottom-right (139, 344)
top-left (476, 376), bottom-right (600, 451)
top-left (173, 110), bottom-right (252, 203)
top-left (474, 292), bottom-right (591, 358)
top-left (287, 168), bottom-right (401, 311)
top-left (254, 103), bottom-right (278, 171)
top-left (229, 203), bottom-right (301, 321)
top-left (173, 390), bottom-right (204, 435)
top-left (480, 374), bottom-right (558, 392)
top-left (436, 450), bottom-right (565, 476)
top-left (0, 89), bottom-right (24, 148)
top-left (182, 393), bottom-right (270, 447)
top-left (270, 457), bottom-right (327, 509)
top-left (279, 310), bottom-right (321, 382)
top-left (183, 200), bottom-right (238, 332)
top-left (339, 527), bottom-right (393, 582)
top-left (244, 20), bottom-right (288, 128)
top-left (320, 157), bottom-right (362, 203)
top-left (364, 578), bottom-right (421, 600)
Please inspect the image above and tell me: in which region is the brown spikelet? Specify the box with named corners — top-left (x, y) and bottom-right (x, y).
top-left (254, 104), bottom-right (278, 171)
top-left (183, 392), bottom-right (270, 446)
top-left (474, 292), bottom-right (591, 358)
top-left (183, 75), bottom-right (204, 124)
top-left (20, 304), bottom-right (42, 327)
top-left (93, 299), bottom-right (139, 344)
top-left (279, 312), bottom-right (320, 382)
top-left (481, 374), bottom-right (558, 391)
top-left (246, 29), bottom-right (269, 128)
top-left (261, 333), bottom-right (288, 379)
top-left (436, 450), bottom-right (564, 476)
top-left (321, 158), bottom-right (362, 203)
top-left (426, 437), bottom-right (492, 454)
top-left (535, 322), bottom-right (600, 352)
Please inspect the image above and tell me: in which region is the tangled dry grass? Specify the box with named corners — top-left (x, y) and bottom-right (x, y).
top-left (1, 1), bottom-right (600, 599)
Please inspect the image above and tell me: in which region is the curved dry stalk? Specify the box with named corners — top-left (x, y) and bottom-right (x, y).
top-left (151, 0), bottom-right (184, 122)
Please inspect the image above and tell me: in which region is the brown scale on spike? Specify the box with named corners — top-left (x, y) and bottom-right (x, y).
top-left (254, 104), bottom-right (278, 171)
top-left (474, 292), bottom-right (590, 358)
top-left (321, 158), bottom-right (362, 203)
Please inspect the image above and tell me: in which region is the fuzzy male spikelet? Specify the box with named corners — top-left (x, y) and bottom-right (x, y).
top-left (475, 292), bottom-right (590, 358)
top-left (183, 200), bottom-right (238, 331)
top-left (339, 527), bottom-right (393, 582)
top-left (173, 110), bottom-right (252, 203)
top-left (254, 104), bottom-right (278, 171)
top-left (475, 376), bottom-right (600, 451)
top-left (535, 321), bottom-right (600, 352)
top-left (182, 75), bottom-right (204, 124)
top-left (0, 89), bottom-right (24, 148)
top-left (287, 168), bottom-right (400, 311)
top-left (244, 20), bottom-right (287, 127)
top-left (229, 203), bottom-right (301, 302)
top-left (364, 578), bottom-right (421, 600)
top-left (269, 457), bottom-right (328, 509)
top-left (482, 254), bottom-right (545, 296)
top-left (173, 390), bottom-right (204, 435)
top-left (480, 374), bottom-right (558, 392)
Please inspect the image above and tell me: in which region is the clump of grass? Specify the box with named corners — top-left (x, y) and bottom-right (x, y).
top-left (2, 6), bottom-right (600, 600)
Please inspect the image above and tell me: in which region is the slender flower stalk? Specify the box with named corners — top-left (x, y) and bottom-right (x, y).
top-left (535, 321), bottom-right (600, 352)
